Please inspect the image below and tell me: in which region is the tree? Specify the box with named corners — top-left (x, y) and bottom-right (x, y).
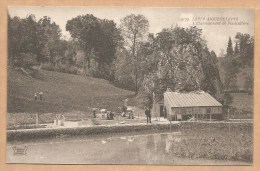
top-left (221, 33), bottom-right (254, 92)
top-left (19, 52), bottom-right (37, 69)
top-left (222, 37), bottom-right (241, 91)
top-left (66, 15), bottom-right (120, 79)
top-left (38, 16), bottom-right (61, 64)
top-left (226, 37), bottom-right (233, 57)
top-left (114, 48), bottom-right (135, 91)
top-left (66, 14), bottom-right (102, 76)
top-left (8, 14), bottom-right (41, 67)
top-left (8, 15), bottom-right (62, 67)
top-left (235, 33), bottom-right (254, 66)
top-left (120, 14), bottom-right (149, 94)
top-left (8, 15), bottom-right (22, 66)
top-left (138, 25), bottom-right (223, 107)
top-left (234, 42), bottom-right (239, 55)
top-left (218, 48), bottom-right (225, 57)
top-left (223, 92), bottom-right (233, 108)
top-left (222, 57), bottom-right (238, 91)
top-left (94, 19), bottom-right (121, 79)
top-left (244, 73), bottom-right (253, 92)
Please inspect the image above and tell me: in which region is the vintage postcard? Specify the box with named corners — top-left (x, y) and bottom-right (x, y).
top-left (5, 6), bottom-right (255, 166)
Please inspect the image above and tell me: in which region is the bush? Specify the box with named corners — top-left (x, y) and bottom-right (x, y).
top-left (41, 62), bottom-right (79, 75)
top-left (41, 62), bottom-right (56, 71)
top-left (136, 92), bottom-right (153, 109)
top-left (14, 52), bottom-right (37, 69)
top-left (223, 92), bottom-right (233, 108)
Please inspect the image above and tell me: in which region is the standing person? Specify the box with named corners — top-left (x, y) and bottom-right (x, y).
top-left (92, 109), bottom-right (96, 118)
top-left (149, 109), bottom-right (152, 123)
top-left (34, 93), bottom-right (38, 101)
top-left (145, 107), bottom-right (151, 124)
top-left (39, 92), bottom-right (43, 100)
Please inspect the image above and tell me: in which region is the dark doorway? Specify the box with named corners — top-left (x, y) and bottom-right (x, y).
top-left (160, 105), bottom-right (164, 117)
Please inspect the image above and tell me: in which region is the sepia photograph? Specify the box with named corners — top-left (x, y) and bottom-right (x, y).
top-left (6, 6), bottom-right (254, 165)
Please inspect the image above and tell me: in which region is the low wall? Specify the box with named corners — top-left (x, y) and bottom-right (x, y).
top-left (180, 121), bottom-right (253, 131)
top-left (7, 123), bottom-right (176, 141)
top-left (7, 121), bottom-right (253, 141)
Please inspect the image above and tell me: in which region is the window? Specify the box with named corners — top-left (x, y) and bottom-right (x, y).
top-left (207, 107), bottom-right (211, 114)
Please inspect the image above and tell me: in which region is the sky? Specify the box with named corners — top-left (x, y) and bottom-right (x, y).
top-left (8, 7), bottom-right (254, 56)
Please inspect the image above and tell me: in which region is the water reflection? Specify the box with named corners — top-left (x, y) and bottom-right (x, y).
top-left (6, 131), bottom-right (251, 165)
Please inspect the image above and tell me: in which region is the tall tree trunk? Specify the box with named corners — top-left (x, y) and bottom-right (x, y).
top-left (83, 56), bottom-right (86, 77)
top-left (132, 34), bottom-right (138, 95)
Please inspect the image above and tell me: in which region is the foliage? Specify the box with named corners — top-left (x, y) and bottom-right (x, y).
top-left (221, 34), bottom-right (254, 91)
top-left (8, 14), bottom-right (64, 68)
top-left (14, 52), bottom-right (37, 69)
top-left (38, 16), bottom-right (62, 63)
top-left (119, 14), bottom-right (149, 94)
top-left (223, 93), bottom-right (233, 108)
top-left (244, 73), bottom-right (253, 92)
top-left (8, 15), bottom-right (40, 65)
top-left (235, 33), bottom-right (254, 66)
top-left (137, 26), bottom-right (222, 107)
top-left (169, 127), bottom-right (253, 162)
top-left (226, 37), bottom-right (233, 57)
top-left (41, 63), bottom-right (79, 75)
top-left (66, 15), bottom-right (121, 79)
top-left (114, 48), bottom-right (135, 91)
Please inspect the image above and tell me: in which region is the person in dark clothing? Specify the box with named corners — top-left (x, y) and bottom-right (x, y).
top-left (93, 109), bottom-right (96, 118)
top-left (34, 93), bottom-right (38, 101)
top-left (110, 112), bottom-right (114, 120)
top-left (145, 107), bottom-right (151, 123)
top-left (39, 92), bottom-right (43, 100)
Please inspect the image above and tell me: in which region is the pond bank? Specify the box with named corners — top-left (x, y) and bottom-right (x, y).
top-left (7, 121), bottom-right (252, 141)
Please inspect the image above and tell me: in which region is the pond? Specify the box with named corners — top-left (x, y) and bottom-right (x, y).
top-left (6, 130), bottom-right (251, 165)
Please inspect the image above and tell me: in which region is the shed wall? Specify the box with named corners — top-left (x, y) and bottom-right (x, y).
top-left (170, 106), bottom-right (222, 115)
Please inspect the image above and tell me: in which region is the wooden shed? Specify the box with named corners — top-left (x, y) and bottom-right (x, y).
top-left (163, 91), bottom-right (223, 121)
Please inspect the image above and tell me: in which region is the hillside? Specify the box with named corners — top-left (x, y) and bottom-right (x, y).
top-left (8, 68), bottom-right (134, 114)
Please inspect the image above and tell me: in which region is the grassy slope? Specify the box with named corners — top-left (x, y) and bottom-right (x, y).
top-left (8, 68), bottom-right (134, 114)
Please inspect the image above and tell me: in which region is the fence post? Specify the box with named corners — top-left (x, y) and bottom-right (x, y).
top-left (228, 108), bottom-right (230, 121)
top-left (170, 116), bottom-right (172, 132)
top-left (36, 113), bottom-right (39, 126)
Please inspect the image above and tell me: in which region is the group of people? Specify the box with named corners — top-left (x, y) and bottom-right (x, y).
top-left (92, 109), bottom-right (115, 120)
top-left (92, 105), bottom-right (152, 124)
top-left (34, 92), bottom-right (43, 101)
top-left (106, 111), bottom-right (115, 120)
top-left (121, 106), bottom-right (134, 119)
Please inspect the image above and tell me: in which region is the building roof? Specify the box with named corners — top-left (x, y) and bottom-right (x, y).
top-left (164, 91), bottom-right (222, 107)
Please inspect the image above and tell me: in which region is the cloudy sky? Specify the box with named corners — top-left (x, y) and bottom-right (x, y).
top-left (8, 7), bottom-right (254, 56)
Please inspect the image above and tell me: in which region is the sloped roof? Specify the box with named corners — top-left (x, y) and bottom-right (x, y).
top-left (164, 92), bottom-right (222, 107)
